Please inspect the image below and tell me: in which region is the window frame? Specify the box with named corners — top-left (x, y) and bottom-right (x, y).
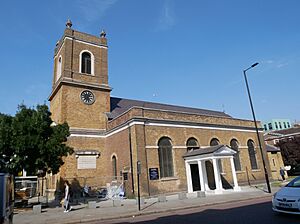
top-left (79, 50), bottom-right (95, 75)
top-left (247, 139), bottom-right (258, 170)
top-left (158, 137), bottom-right (174, 178)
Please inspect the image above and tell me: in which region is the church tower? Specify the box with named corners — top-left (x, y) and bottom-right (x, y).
top-left (49, 20), bottom-right (111, 131)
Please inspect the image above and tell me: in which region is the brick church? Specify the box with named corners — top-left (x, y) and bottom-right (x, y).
top-left (48, 20), bottom-right (271, 197)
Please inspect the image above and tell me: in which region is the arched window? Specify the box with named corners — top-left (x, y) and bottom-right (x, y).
top-left (112, 155), bottom-right (117, 179)
top-left (81, 51), bottom-right (92, 74)
top-left (210, 138), bottom-right (220, 146)
top-left (210, 138), bottom-right (223, 172)
top-left (56, 56), bottom-right (62, 81)
top-left (158, 137), bottom-right (174, 178)
top-left (230, 139), bottom-right (241, 171)
top-left (186, 137), bottom-right (199, 152)
top-left (247, 140), bottom-right (258, 170)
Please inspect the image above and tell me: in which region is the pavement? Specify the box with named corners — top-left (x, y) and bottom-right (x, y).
top-left (14, 185), bottom-right (281, 224)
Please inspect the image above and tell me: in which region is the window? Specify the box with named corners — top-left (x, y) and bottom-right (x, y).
top-left (287, 122), bottom-right (290, 128)
top-left (275, 122), bottom-right (278, 129)
top-left (268, 123), bottom-right (273, 130)
top-left (272, 158), bottom-right (276, 167)
top-left (279, 122), bottom-right (282, 129)
top-left (264, 124), bottom-right (267, 131)
top-left (158, 137), bottom-right (174, 178)
top-left (230, 139), bottom-right (241, 171)
top-left (186, 137), bottom-right (199, 152)
top-left (112, 155), bottom-right (117, 179)
top-left (247, 140), bottom-right (258, 170)
top-left (283, 122), bottom-right (287, 129)
top-left (210, 138), bottom-right (220, 146)
top-left (56, 56), bottom-right (62, 81)
top-left (210, 138), bottom-right (223, 172)
top-left (81, 51), bottom-right (92, 74)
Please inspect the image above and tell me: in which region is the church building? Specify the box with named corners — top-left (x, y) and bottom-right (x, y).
top-left (48, 20), bottom-right (271, 197)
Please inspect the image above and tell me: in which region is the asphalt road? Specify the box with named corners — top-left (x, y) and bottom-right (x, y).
top-left (93, 197), bottom-right (300, 224)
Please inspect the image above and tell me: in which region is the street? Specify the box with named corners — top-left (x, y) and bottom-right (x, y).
top-left (93, 197), bottom-right (299, 224)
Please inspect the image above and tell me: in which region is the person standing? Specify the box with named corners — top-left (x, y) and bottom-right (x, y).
top-left (63, 180), bottom-right (72, 213)
top-left (280, 167), bottom-right (285, 181)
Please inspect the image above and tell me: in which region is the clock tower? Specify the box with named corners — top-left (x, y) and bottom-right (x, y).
top-left (49, 20), bottom-right (111, 131)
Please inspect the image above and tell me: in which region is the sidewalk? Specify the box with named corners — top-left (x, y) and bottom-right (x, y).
top-left (14, 186), bottom-right (279, 224)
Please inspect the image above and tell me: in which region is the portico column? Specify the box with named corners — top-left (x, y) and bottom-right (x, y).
top-left (197, 160), bottom-right (205, 191)
top-left (201, 160), bottom-right (209, 190)
top-left (185, 161), bottom-right (193, 193)
top-left (212, 158), bottom-right (222, 194)
top-left (230, 157), bottom-right (241, 191)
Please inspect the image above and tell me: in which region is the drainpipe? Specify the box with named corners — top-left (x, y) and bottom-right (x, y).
top-left (128, 124), bottom-right (135, 195)
top-left (142, 116), bottom-right (151, 196)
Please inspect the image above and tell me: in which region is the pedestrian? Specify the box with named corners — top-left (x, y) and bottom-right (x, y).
top-left (63, 180), bottom-right (72, 213)
top-left (279, 167), bottom-right (285, 181)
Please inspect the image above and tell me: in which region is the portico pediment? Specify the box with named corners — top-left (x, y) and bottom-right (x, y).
top-left (183, 145), bottom-right (236, 160)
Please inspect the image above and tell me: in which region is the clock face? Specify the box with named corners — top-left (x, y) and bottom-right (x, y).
top-left (80, 90), bottom-right (95, 105)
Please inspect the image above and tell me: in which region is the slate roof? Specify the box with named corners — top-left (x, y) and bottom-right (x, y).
top-left (183, 145), bottom-right (235, 158)
top-left (271, 127), bottom-right (300, 136)
top-left (265, 144), bottom-right (281, 152)
top-left (109, 97), bottom-right (232, 120)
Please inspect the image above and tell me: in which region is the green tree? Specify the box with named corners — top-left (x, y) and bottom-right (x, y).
top-left (0, 104), bottom-right (73, 175)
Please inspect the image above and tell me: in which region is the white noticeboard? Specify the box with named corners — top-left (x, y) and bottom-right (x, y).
top-left (77, 156), bottom-right (97, 169)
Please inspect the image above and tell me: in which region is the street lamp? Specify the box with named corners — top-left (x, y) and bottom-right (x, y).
top-left (243, 62), bottom-right (271, 194)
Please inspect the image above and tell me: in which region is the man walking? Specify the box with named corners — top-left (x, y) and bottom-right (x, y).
top-left (279, 167), bottom-right (285, 181)
top-left (63, 180), bottom-right (72, 213)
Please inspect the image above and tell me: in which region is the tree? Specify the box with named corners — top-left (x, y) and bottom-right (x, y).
top-left (0, 104), bottom-right (73, 175)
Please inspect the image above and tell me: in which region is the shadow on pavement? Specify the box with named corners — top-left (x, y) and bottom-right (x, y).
top-left (111, 201), bottom-right (299, 224)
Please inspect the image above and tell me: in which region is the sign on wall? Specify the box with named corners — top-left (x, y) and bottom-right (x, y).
top-left (149, 168), bottom-right (159, 180)
top-left (77, 156), bottom-right (97, 169)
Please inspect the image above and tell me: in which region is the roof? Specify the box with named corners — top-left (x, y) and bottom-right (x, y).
top-left (265, 144), bottom-right (281, 152)
top-left (271, 127), bottom-right (300, 136)
top-left (183, 145), bottom-right (236, 158)
top-left (109, 97), bottom-right (232, 120)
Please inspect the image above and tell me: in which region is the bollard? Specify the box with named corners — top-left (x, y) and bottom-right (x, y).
top-left (136, 197), bottom-right (145, 205)
top-left (178, 192), bottom-right (187, 200)
top-left (113, 199), bottom-right (121, 207)
top-left (158, 195), bottom-right (166, 203)
top-left (88, 201), bottom-right (97, 209)
top-left (33, 204), bottom-right (42, 214)
top-left (197, 191), bottom-right (206, 198)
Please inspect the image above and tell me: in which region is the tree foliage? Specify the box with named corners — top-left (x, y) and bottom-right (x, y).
top-left (276, 136), bottom-right (300, 166)
top-left (0, 104), bottom-right (73, 175)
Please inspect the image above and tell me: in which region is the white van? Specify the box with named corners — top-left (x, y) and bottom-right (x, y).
top-left (0, 173), bottom-right (14, 224)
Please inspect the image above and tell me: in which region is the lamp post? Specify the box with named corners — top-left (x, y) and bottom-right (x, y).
top-left (243, 62), bottom-right (271, 193)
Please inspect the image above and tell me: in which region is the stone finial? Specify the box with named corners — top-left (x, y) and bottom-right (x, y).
top-left (66, 19), bottom-right (72, 28)
top-left (100, 29), bottom-right (106, 38)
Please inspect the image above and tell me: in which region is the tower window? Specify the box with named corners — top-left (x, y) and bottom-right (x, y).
top-left (56, 56), bottom-right (62, 81)
top-left (81, 52), bottom-right (92, 74)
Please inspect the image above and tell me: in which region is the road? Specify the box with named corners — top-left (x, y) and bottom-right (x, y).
top-left (92, 197), bottom-right (299, 224)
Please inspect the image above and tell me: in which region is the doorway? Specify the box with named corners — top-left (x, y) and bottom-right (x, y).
top-left (190, 164), bottom-right (201, 191)
top-left (205, 161), bottom-right (216, 190)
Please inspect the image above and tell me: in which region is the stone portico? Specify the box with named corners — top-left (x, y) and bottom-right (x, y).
top-left (184, 145), bottom-right (241, 194)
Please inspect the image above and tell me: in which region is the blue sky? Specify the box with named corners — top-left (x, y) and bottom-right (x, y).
top-left (0, 0), bottom-right (299, 123)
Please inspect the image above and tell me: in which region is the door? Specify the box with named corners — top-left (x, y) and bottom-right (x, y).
top-left (190, 164), bottom-right (201, 191)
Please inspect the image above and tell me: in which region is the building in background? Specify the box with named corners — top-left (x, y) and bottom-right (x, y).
top-left (265, 144), bottom-right (286, 180)
top-left (264, 126), bottom-right (300, 175)
top-left (263, 119), bottom-right (292, 132)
